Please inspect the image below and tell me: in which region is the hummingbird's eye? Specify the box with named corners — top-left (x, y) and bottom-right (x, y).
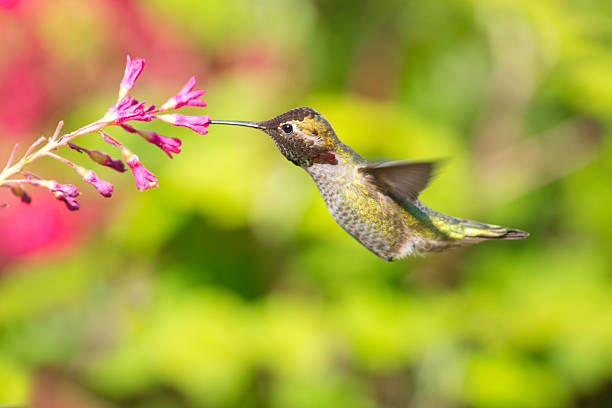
top-left (281, 123), bottom-right (293, 134)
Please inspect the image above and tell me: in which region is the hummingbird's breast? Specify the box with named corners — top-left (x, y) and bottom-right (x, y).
top-left (306, 159), bottom-right (416, 260)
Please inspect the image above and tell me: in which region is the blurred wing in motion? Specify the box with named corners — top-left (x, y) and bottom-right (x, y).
top-left (360, 160), bottom-right (438, 202)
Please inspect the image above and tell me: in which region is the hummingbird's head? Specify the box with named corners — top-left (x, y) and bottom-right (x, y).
top-left (211, 107), bottom-right (341, 167)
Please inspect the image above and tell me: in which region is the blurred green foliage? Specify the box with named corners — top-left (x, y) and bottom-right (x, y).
top-left (1, 0), bottom-right (612, 407)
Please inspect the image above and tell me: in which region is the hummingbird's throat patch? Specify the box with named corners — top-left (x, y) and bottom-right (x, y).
top-left (310, 149), bottom-right (337, 166)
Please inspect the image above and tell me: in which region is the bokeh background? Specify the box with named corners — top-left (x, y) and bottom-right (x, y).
top-left (1, 0), bottom-right (612, 407)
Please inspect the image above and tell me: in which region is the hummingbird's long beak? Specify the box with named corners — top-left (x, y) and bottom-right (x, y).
top-left (209, 120), bottom-right (264, 129)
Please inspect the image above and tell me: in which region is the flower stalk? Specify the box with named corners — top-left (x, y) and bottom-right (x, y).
top-left (0, 55), bottom-right (210, 210)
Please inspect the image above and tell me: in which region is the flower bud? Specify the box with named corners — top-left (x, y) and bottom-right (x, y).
top-left (74, 167), bottom-right (114, 197)
top-left (54, 192), bottom-right (80, 211)
top-left (37, 180), bottom-right (80, 211)
top-left (100, 131), bottom-right (158, 191)
top-left (10, 184), bottom-right (31, 204)
top-left (68, 143), bottom-right (126, 173)
top-left (125, 154), bottom-right (158, 191)
top-left (47, 181), bottom-right (80, 198)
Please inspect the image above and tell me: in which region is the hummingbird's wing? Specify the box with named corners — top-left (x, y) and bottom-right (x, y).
top-left (359, 160), bottom-right (437, 202)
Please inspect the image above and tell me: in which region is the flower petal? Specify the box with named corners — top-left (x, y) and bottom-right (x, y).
top-left (126, 155), bottom-right (158, 191)
top-left (156, 114), bottom-right (210, 135)
top-left (118, 55), bottom-right (145, 102)
top-left (159, 76), bottom-right (207, 111)
top-left (121, 125), bottom-right (181, 158)
top-left (82, 170), bottom-right (114, 197)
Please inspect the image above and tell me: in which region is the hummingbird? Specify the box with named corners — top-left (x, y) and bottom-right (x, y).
top-left (210, 107), bottom-right (528, 261)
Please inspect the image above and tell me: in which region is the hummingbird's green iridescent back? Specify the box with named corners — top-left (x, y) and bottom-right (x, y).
top-left (212, 107), bottom-right (528, 261)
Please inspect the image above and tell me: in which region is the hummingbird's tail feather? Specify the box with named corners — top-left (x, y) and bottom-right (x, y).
top-left (401, 201), bottom-right (528, 254)
top-left (397, 218), bottom-right (529, 257)
top-left (418, 204), bottom-right (529, 244)
top-left (457, 221), bottom-right (529, 241)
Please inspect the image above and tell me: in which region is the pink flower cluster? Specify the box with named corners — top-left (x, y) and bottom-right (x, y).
top-left (101, 56), bottom-right (211, 134)
top-left (1, 56), bottom-right (211, 211)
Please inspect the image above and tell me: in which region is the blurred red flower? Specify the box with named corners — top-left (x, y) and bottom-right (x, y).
top-left (0, 0), bottom-right (19, 10)
top-left (0, 194), bottom-right (91, 269)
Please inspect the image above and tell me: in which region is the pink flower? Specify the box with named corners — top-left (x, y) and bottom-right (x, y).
top-left (156, 114), bottom-right (210, 135)
top-left (121, 124), bottom-right (181, 158)
top-left (82, 170), bottom-right (113, 197)
top-left (118, 56), bottom-right (145, 102)
top-left (48, 181), bottom-right (80, 198)
top-left (100, 131), bottom-right (158, 191)
top-left (46, 151), bottom-right (114, 198)
top-left (68, 143), bottom-right (126, 173)
top-left (41, 181), bottom-right (80, 211)
top-left (104, 96), bottom-right (154, 124)
top-left (160, 76), bottom-right (206, 111)
top-left (126, 155), bottom-right (158, 191)
top-left (55, 194), bottom-right (80, 211)
top-left (144, 131), bottom-right (181, 158)
top-left (116, 95), bottom-right (156, 115)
